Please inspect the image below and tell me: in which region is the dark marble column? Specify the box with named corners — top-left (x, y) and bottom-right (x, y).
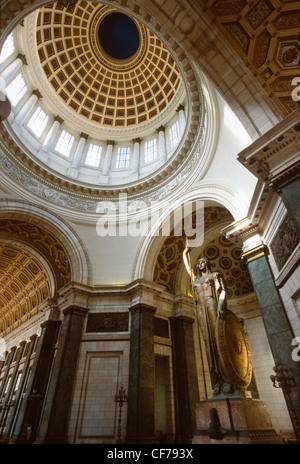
top-left (1, 341), bottom-right (26, 441)
top-left (8, 336), bottom-right (37, 442)
top-left (42, 306), bottom-right (87, 444)
top-left (243, 245), bottom-right (300, 439)
top-left (0, 347), bottom-right (16, 399)
top-left (170, 315), bottom-right (199, 443)
top-left (14, 320), bottom-right (61, 443)
top-left (269, 161), bottom-right (300, 236)
top-left (126, 303), bottom-right (156, 443)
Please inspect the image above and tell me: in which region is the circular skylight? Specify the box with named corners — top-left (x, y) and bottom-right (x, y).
top-left (98, 12), bottom-right (140, 61)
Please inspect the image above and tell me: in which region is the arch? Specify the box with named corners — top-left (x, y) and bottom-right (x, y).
top-left (0, 0), bottom-right (281, 143)
top-left (132, 184), bottom-right (249, 282)
top-left (0, 198), bottom-right (92, 286)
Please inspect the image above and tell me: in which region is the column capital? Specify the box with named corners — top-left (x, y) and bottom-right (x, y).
top-left (176, 104), bottom-right (185, 112)
top-left (133, 137), bottom-right (141, 144)
top-left (241, 244), bottom-right (269, 263)
top-left (169, 315), bottom-right (195, 325)
top-left (129, 303), bottom-right (156, 315)
top-left (106, 140), bottom-right (115, 146)
top-left (32, 89), bottom-right (42, 99)
top-left (40, 319), bottom-right (61, 330)
top-left (17, 54), bottom-right (27, 65)
top-left (62, 305), bottom-right (88, 317)
top-left (80, 132), bottom-right (89, 140)
top-left (268, 160), bottom-right (300, 192)
top-left (156, 125), bottom-right (165, 133)
top-left (54, 115), bottom-right (64, 124)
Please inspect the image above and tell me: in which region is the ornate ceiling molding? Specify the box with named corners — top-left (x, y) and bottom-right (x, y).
top-left (0, 243), bottom-right (50, 337)
top-left (0, 59), bottom-right (214, 214)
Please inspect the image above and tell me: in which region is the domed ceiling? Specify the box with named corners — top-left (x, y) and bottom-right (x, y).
top-left (0, 1), bottom-right (212, 216)
top-left (36, 1), bottom-right (181, 128)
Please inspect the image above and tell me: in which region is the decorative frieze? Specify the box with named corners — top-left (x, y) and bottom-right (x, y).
top-left (270, 214), bottom-right (299, 271)
top-left (86, 312), bottom-right (129, 333)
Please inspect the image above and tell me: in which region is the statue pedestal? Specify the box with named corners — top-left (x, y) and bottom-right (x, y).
top-left (193, 396), bottom-right (283, 444)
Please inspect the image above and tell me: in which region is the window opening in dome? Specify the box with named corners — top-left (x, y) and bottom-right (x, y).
top-left (116, 147), bottom-right (130, 168)
top-left (98, 13), bottom-right (140, 60)
top-left (0, 33), bottom-right (15, 64)
top-left (6, 74), bottom-right (27, 106)
top-left (27, 107), bottom-right (49, 138)
top-left (144, 139), bottom-right (157, 163)
top-left (169, 121), bottom-right (181, 149)
top-left (55, 130), bottom-right (74, 157)
top-left (85, 144), bottom-right (102, 167)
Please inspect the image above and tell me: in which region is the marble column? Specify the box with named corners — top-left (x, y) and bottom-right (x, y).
top-left (132, 137), bottom-right (141, 173)
top-left (14, 88), bottom-right (42, 124)
top-left (71, 132), bottom-right (88, 169)
top-left (0, 54), bottom-right (27, 83)
top-left (102, 140), bottom-right (114, 176)
top-left (156, 125), bottom-right (167, 163)
top-left (170, 315), bottom-right (199, 443)
top-left (7, 336), bottom-right (37, 442)
top-left (242, 244), bottom-right (300, 439)
top-left (41, 306), bottom-right (87, 444)
top-left (14, 319), bottom-right (61, 443)
top-left (126, 303), bottom-right (156, 443)
top-left (0, 346), bottom-right (17, 430)
top-left (1, 341), bottom-right (26, 442)
top-left (0, 347), bottom-right (16, 399)
top-left (176, 104), bottom-right (186, 134)
top-left (269, 161), bottom-right (300, 236)
top-left (41, 115), bottom-right (63, 151)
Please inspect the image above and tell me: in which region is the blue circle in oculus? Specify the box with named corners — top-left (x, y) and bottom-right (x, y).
top-left (98, 13), bottom-right (140, 60)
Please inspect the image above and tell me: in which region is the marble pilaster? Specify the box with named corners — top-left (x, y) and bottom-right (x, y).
top-left (242, 245), bottom-right (300, 440)
top-left (14, 319), bottom-right (61, 443)
top-left (41, 306), bottom-right (87, 444)
top-left (126, 303), bottom-right (157, 443)
top-left (170, 314), bottom-right (199, 443)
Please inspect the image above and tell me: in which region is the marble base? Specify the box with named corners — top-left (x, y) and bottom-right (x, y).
top-left (193, 396), bottom-right (283, 444)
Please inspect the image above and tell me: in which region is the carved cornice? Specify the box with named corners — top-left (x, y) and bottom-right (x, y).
top-left (238, 110), bottom-right (300, 182)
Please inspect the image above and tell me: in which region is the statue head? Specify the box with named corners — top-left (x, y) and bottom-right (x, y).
top-left (195, 256), bottom-right (211, 275)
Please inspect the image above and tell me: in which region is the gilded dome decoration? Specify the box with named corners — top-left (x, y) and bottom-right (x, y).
top-left (36, 2), bottom-right (181, 128)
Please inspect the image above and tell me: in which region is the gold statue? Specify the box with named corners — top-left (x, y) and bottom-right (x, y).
top-left (183, 244), bottom-right (252, 396)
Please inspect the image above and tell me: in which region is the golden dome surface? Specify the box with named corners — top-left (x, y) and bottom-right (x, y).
top-left (36, 1), bottom-right (181, 128)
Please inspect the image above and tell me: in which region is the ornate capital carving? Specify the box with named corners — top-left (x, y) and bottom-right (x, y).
top-left (268, 161), bottom-right (300, 192)
top-left (241, 244), bottom-right (269, 263)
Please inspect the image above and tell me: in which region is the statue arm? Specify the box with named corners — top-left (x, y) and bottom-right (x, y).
top-left (183, 246), bottom-right (193, 279)
top-left (215, 272), bottom-right (227, 318)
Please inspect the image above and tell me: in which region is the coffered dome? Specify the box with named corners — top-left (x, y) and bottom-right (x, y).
top-left (0, 1), bottom-right (215, 217)
top-left (36, 1), bottom-right (181, 128)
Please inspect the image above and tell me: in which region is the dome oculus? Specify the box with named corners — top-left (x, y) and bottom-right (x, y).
top-left (98, 12), bottom-right (140, 61)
